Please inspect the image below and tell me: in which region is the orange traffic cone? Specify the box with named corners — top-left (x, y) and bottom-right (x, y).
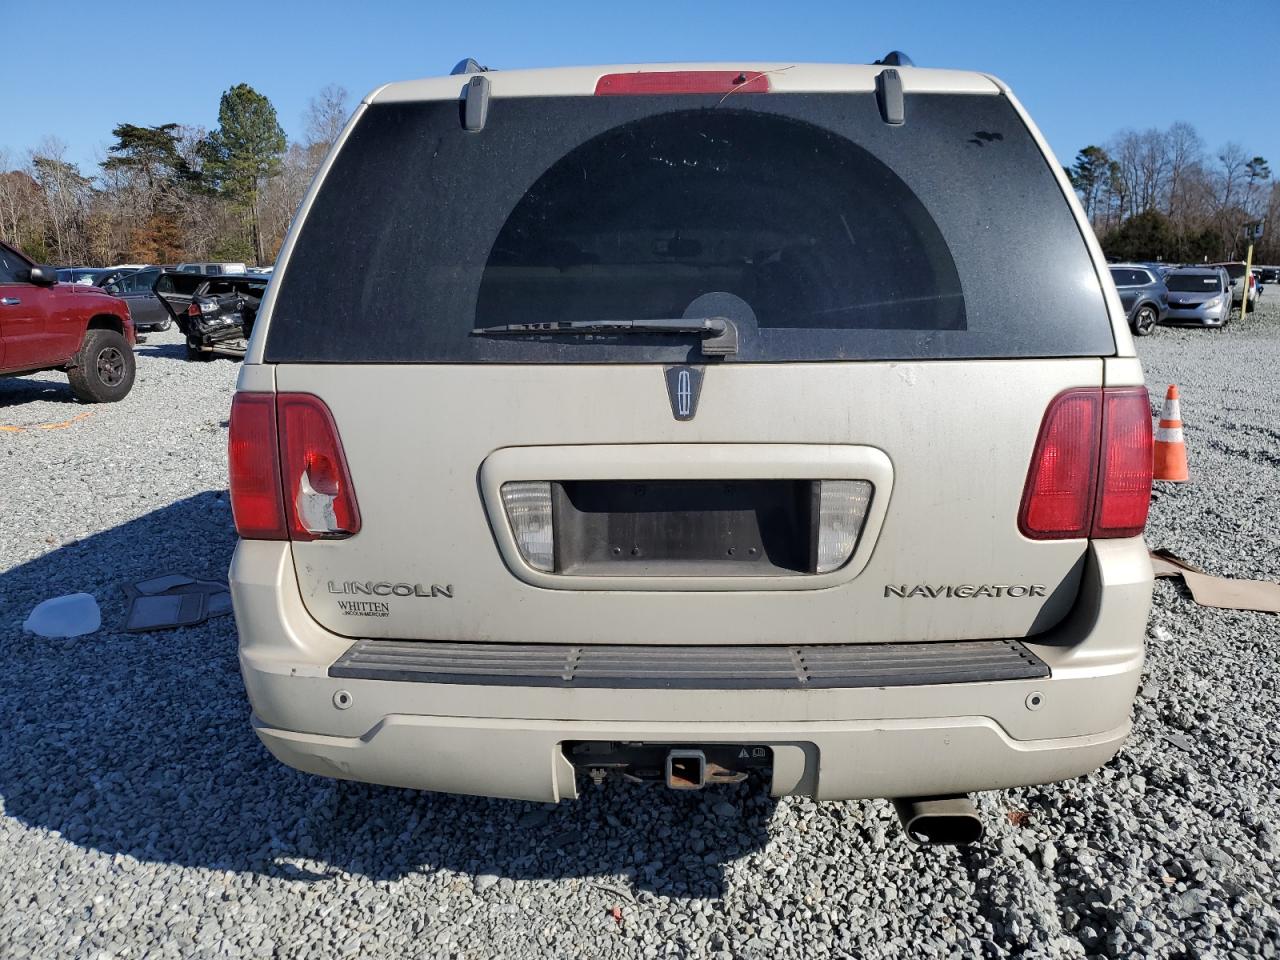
top-left (1153, 384), bottom-right (1189, 482)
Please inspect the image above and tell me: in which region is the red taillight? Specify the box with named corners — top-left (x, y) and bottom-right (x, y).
top-left (1018, 387), bottom-right (1152, 541)
top-left (227, 392), bottom-right (360, 541)
top-left (1018, 389), bottom-right (1101, 539)
top-left (228, 392), bottom-right (287, 539)
top-left (594, 70), bottom-right (771, 96)
top-left (276, 393), bottom-right (361, 541)
top-left (1092, 387), bottom-right (1152, 537)
top-left (187, 303), bottom-right (201, 317)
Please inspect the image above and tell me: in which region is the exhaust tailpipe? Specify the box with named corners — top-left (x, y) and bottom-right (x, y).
top-left (893, 795), bottom-right (982, 846)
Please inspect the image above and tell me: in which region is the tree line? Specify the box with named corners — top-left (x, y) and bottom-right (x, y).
top-left (0, 83), bottom-right (349, 267)
top-left (3, 89), bottom-right (1276, 269)
top-left (1067, 125), bottom-right (1276, 264)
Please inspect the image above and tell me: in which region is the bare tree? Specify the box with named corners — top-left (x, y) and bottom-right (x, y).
top-left (1164, 122), bottom-right (1203, 222)
top-left (30, 137), bottom-right (94, 264)
top-left (0, 148), bottom-right (43, 250)
top-left (259, 142), bottom-right (313, 260)
top-left (1213, 143), bottom-right (1253, 257)
top-left (1108, 128), bottom-right (1171, 219)
top-left (304, 84), bottom-right (351, 160)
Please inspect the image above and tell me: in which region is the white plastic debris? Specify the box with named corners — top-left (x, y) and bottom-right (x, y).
top-left (22, 593), bottom-right (101, 638)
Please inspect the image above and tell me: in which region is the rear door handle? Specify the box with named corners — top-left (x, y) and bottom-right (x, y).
top-left (0, 297), bottom-right (20, 305)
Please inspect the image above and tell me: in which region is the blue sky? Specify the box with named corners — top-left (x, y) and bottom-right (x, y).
top-left (4, 0), bottom-right (1275, 174)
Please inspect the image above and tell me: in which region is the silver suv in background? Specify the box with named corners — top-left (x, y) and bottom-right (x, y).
top-left (1165, 267), bottom-right (1232, 326)
top-left (1213, 261), bottom-right (1257, 307)
top-left (1108, 264), bottom-right (1168, 336)
top-left (227, 59), bottom-right (1153, 845)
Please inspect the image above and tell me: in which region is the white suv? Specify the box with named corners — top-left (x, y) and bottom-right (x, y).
top-left (227, 60), bottom-right (1153, 845)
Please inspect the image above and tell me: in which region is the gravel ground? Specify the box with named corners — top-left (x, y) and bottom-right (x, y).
top-left (1, 307), bottom-right (1279, 960)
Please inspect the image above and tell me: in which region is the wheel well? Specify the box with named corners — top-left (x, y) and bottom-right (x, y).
top-left (87, 314), bottom-right (124, 335)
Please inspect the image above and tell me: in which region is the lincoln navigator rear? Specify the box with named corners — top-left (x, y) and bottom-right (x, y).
top-left (227, 60), bottom-right (1153, 844)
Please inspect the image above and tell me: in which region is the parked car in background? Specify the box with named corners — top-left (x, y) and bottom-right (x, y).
top-left (1107, 264), bottom-right (1167, 336)
top-left (1, 241), bottom-right (136, 401)
top-left (1259, 266), bottom-right (1279, 284)
top-left (176, 262), bottom-right (247, 276)
top-left (1164, 267), bottom-right (1232, 327)
top-left (1213, 261), bottom-right (1257, 307)
top-left (228, 59), bottom-right (1154, 843)
top-left (154, 271), bottom-right (267, 360)
top-left (55, 267), bottom-right (115, 286)
top-left (1251, 269), bottom-right (1264, 298)
top-left (100, 266), bottom-right (172, 331)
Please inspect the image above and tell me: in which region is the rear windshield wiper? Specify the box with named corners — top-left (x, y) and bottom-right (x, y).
top-left (470, 317), bottom-right (738, 356)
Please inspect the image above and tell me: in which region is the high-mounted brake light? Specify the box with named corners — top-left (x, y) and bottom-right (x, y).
top-left (228, 393), bottom-right (287, 539)
top-left (1018, 387), bottom-right (1152, 541)
top-left (227, 392), bottom-right (360, 542)
top-left (277, 393), bottom-right (361, 541)
top-left (594, 70), bottom-right (771, 96)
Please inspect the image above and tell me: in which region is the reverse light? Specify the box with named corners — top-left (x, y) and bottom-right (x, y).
top-left (814, 480), bottom-right (874, 573)
top-left (500, 481), bottom-right (554, 571)
top-left (1018, 387), bottom-right (1152, 541)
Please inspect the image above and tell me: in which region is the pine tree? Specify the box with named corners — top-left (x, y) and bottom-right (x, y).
top-left (201, 84), bottom-right (286, 265)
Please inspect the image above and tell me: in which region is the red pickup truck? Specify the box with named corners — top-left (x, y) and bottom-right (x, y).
top-left (0, 241), bottom-right (136, 402)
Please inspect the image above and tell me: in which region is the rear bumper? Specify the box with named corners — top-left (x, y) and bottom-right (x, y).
top-left (252, 714), bottom-right (1129, 803)
top-left (233, 538), bottom-right (1151, 802)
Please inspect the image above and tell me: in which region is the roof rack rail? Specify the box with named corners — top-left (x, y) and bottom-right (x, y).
top-left (451, 58), bottom-right (490, 75)
top-left (873, 50), bottom-right (914, 67)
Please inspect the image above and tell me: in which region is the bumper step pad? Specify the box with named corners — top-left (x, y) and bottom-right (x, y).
top-left (329, 638), bottom-right (1049, 690)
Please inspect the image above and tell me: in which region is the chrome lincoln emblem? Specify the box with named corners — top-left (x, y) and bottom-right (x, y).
top-left (664, 365), bottom-right (704, 421)
top-left (676, 370), bottom-right (692, 413)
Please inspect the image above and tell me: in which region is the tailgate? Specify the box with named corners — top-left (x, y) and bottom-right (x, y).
top-left (278, 358), bottom-right (1100, 645)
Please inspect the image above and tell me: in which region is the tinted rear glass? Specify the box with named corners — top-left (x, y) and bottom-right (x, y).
top-left (1167, 274), bottom-right (1222, 292)
top-left (267, 92), bottom-right (1114, 363)
top-left (1109, 269), bottom-right (1150, 286)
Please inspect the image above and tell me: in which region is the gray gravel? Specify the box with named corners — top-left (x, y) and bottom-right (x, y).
top-left (2, 311), bottom-right (1279, 959)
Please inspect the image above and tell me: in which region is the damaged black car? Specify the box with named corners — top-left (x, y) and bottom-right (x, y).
top-left (154, 272), bottom-right (269, 360)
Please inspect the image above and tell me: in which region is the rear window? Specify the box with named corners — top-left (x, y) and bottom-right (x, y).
top-left (1110, 269), bottom-right (1150, 286)
top-left (1167, 273), bottom-right (1222, 293)
top-left (267, 91), bottom-right (1114, 363)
